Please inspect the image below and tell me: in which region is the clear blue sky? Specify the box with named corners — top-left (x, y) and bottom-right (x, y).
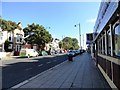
top-left (2, 2), bottom-right (100, 49)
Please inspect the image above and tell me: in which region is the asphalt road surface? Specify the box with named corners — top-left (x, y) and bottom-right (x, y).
top-left (2, 54), bottom-right (68, 89)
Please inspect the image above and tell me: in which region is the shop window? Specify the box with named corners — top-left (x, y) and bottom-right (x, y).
top-left (98, 40), bottom-right (100, 54)
top-left (103, 35), bottom-right (105, 54)
top-left (107, 30), bottom-right (111, 56)
top-left (113, 24), bottom-right (120, 57)
top-left (98, 38), bottom-right (102, 54)
top-left (100, 38), bottom-right (102, 54)
top-left (97, 41), bottom-right (99, 53)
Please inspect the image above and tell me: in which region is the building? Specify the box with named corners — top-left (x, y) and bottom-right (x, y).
top-left (0, 28), bottom-right (7, 52)
top-left (86, 33), bottom-right (94, 53)
top-left (91, 0), bottom-right (120, 89)
top-left (0, 22), bottom-right (24, 56)
top-left (13, 26), bottom-right (24, 55)
top-left (44, 38), bottom-right (60, 52)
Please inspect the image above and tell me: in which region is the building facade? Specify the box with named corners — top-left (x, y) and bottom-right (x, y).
top-left (0, 22), bottom-right (24, 56)
top-left (91, 0), bottom-right (120, 89)
top-left (13, 28), bottom-right (24, 55)
top-left (0, 30), bottom-right (7, 52)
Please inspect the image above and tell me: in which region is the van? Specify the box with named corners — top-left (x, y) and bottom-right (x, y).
top-left (20, 49), bottom-right (39, 58)
top-left (0, 52), bottom-right (6, 60)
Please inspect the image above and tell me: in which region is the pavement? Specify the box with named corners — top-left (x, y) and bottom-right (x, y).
top-left (1, 56), bottom-right (18, 60)
top-left (11, 52), bottom-right (111, 89)
top-left (1, 53), bottom-right (66, 61)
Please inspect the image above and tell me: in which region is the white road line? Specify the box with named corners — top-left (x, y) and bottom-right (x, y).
top-left (38, 64), bottom-right (43, 67)
top-left (46, 62), bottom-right (51, 64)
top-left (25, 68), bottom-right (32, 71)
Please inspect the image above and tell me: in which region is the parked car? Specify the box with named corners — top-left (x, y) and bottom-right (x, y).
top-left (74, 50), bottom-right (80, 55)
top-left (20, 49), bottom-right (39, 58)
top-left (41, 51), bottom-right (48, 56)
top-left (67, 50), bottom-right (75, 56)
top-left (0, 52), bottom-right (6, 60)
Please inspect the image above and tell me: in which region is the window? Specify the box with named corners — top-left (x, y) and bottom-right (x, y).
top-left (20, 38), bottom-right (22, 42)
top-left (9, 37), bottom-right (11, 41)
top-left (8, 44), bottom-right (12, 49)
top-left (113, 24), bottom-right (120, 57)
top-left (97, 40), bottom-right (100, 53)
top-left (0, 32), bottom-right (3, 40)
top-left (100, 38), bottom-right (102, 54)
top-left (98, 38), bottom-right (102, 54)
top-left (17, 39), bottom-right (19, 42)
top-left (0, 37), bottom-right (2, 40)
top-left (103, 34), bottom-right (105, 54)
top-left (107, 30), bottom-right (111, 56)
top-left (17, 45), bottom-right (19, 52)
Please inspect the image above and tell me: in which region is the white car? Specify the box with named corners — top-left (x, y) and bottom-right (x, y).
top-left (0, 52), bottom-right (6, 60)
top-left (67, 50), bottom-right (75, 56)
top-left (20, 49), bottom-right (39, 58)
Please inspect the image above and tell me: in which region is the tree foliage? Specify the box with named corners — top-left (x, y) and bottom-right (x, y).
top-left (61, 37), bottom-right (79, 50)
top-left (0, 18), bottom-right (19, 31)
top-left (4, 40), bottom-right (13, 52)
top-left (23, 23), bottom-right (52, 49)
top-left (59, 41), bottom-right (63, 49)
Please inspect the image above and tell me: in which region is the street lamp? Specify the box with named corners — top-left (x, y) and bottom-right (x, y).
top-left (74, 23), bottom-right (81, 49)
top-left (21, 32), bottom-right (35, 45)
top-left (23, 32), bottom-right (34, 39)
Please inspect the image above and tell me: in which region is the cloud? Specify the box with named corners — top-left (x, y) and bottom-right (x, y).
top-left (87, 18), bottom-right (96, 23)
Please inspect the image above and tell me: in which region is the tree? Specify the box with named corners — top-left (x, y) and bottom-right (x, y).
top-left (23, 23), bottom-right (52, 50)
top-left (62, 37), bottom-right (72, 50)
top-left (59, 41), bottom-right (63, 49)
top-left (0, 18), bottom-right (18, 31)
top-left (72, 38), bottom-right (79, 49)
top-left (4, 40), bottom-right (13, 52)
top-left (61, 37), bottom-right (79, 50)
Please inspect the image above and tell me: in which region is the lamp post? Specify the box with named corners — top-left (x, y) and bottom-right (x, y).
top-left (74, 23), bottom-right (81, 49)
top-left (23, 32), bottom-right (34, 39)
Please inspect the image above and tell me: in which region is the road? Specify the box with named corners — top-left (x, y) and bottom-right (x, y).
top-left (2, 54), bottom-right (68, 89)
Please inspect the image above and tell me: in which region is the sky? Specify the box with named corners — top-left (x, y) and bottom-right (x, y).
top-left (1, 1), bottom-right (101, 49)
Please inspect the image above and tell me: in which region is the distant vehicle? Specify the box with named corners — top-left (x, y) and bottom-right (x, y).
top-left (67, 50), bottom-right (75, 56)
top-left (20, 49), bottom-right (39, 58)
top-left (0, 52), bottom-right (6, 60)
top-left (74, 50), bottom-right (80, 55)
top-left (64, 50), bottom-right (67, 53)
top-left (41, 51), bottom-right (48, 56)
top-left (80, 49), bottom-right (86, 54)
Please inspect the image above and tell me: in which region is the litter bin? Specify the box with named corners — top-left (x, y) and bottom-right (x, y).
top-left (68, 54), bottom-right (73, 61)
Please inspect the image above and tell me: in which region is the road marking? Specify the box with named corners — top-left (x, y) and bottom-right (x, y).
top-left (38, 64), bottom-right (43, 67)
top-left (25, 68), bottom-right (32, 71)
top-left (46, 62), bottom-right (51, 64)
